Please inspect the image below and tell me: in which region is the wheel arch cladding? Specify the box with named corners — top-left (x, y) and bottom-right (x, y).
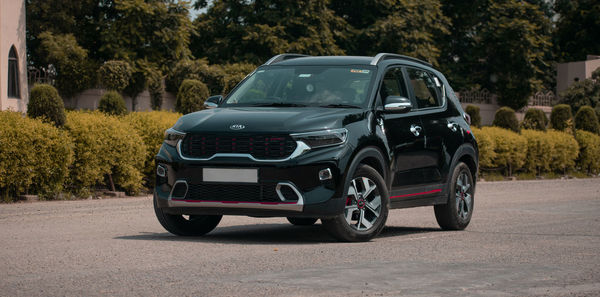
top-left (345, 146), bottom-right (389, 191)
top-left (449, 143), bottom-right (478, 186)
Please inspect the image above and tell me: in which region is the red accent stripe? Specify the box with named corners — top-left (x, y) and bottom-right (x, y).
top-left (173, 199), bottom-right (297, 205)
top-left (390, 189), bottom-right (442, 199)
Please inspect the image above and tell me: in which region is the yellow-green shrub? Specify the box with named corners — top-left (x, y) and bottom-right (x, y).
top-left (470, 127), bottom-right (495, 169)
top-left (123, 111), bottom-right (181, 186)
top-left (0, 111), bottom-right (73, 199)
top-left (575, 130), bottom-right (600, 174)
top-left (521, 129), bottom-right (554, 174)
top-left (64, 111), bottom-right (146, 196)
top-left (479, 127), bottom-right (527, 175)
top-left (547, 129), bottom-right (579, 173)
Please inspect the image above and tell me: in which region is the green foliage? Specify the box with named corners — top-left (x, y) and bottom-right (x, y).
top-left (554, 0), bottom-right (600, 62)
top-left (550, 104), bottom-right (573, 132)
top-left (166, 59), bottom-right (225, 95)
top-left (176, 79), bottom-right (209, 114)
top-left (521, 108), bottom-right (548, 131)
top-left (465, 105), bottom-right (481, 127)
top-left (547, 129), bottom-right (579, 173)
top-left (470, 127), bottom-right (495, 168)
top-left (27, 84), bottom-right (66, 127)
top-left (478, 127), bottom-right (527, 176)
top-left (574, 106), bottom-right (600, 134)
top-left (0, 112), bottom-right (73, 200)
top-left (98, 91), bottom-right (128, 116)
top-left (492, 107), bottom-right (519, 132)
top-left (147, 70), bottom-right (164, 110)
top-left (222, 63), bottom-right (256, 94)
top-left (37, 32), bottom-right (97, 98)
top-left (521, 129), bottom-right (553, 174)
top-left (123, 111), bottom-right (181, 186)
top-left (574, 130), bottom-right (600, 174)
top-left (559, 79), bottom-right (600, 115)
top-left (98, 60), bottom-right (133, 92)
top-left (64, 112), bottom-right (146, 196)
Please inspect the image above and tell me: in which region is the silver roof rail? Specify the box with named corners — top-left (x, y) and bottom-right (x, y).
top-left (370, 53), bottom-right (433, 67)
top-left (263, 53), bottom-right (309, 65)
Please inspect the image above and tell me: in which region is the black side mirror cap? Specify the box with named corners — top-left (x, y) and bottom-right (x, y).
top-left (384, 96), bottom-right (412, 113)
top-left (204, 95), bottom-right (223, 109)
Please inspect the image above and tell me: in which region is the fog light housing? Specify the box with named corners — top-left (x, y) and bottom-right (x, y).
top-left (319, 168), bottom-right (332, 181)
top-left (157, 164), bottom-right (167, 177)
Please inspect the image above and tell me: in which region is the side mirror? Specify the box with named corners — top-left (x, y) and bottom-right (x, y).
top-left (384, 96), bottom-right (412, 113)
top-left (204, 95), bottom-right (223, 109)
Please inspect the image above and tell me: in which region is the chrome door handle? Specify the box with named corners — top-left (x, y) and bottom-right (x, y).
top-left (410, 124), bottom-right (422, 136)
top-left (447, 122), bottom-right (458, 132)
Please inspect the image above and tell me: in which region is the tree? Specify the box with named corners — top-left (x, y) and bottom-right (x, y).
top-left (98, 60), bottom-right (133, 92)
top-left (554, 0), bottom-right (600, 62)
top-left (560, 67), bottom-right (600, 119)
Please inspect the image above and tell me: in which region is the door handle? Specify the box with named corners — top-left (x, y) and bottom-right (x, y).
top-left (410, 124), bottom-right (422, 136)
top-left (447, 122), bottom-right (458, 132)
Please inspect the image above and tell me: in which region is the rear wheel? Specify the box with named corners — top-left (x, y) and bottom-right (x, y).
top-left (322, 164), bottom-right (389, 242)
top-left (153, 194), bottom-right (222, 236)
top-left (286, 217), bottom-right (318, 226)
top-left (434, 162), bottom-right (474, 230)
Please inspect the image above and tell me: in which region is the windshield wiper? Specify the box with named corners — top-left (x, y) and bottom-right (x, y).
top-left (251, 102), bottom-right (307, 107)
top-left (319, 104), bottom-right (362, 109)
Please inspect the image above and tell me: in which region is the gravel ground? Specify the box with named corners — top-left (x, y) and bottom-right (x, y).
top-left (1, 178), bottom-right (599, 296)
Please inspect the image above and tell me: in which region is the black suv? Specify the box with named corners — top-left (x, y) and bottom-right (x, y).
top-left (154, 53), bottom-right (478, 241)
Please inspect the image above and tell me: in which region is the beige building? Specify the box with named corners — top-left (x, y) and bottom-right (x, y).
top-left (0, 0), bottom-right (28, 112)
top-left (556, 55), bottom-right (600, 95)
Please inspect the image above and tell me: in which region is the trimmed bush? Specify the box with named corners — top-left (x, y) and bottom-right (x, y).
top-left (98, 60), bottom-right (133, 91)
top-left (521, 108), bottom-right (548, 131)
top-left (547, 129), bottom-right (579, 174)
top-left (64, 111), bottom-right (146, 196)
top-left (166, 59), bottom-right (225, 95)
top-left (492, 107), bottom-right (519, 132)
top-left (575, 130), bottom-right (600, 174)
top-left (521, 129), bottom-right (554, 174)
top-left (98, 91), bottom-right (128, 116)
top-left (478, 127), bottom-right (527, 176)
top-left (574, 106), bottom-right (600, 134)
top-left (470, 127), bottom-right (495, 168)
top-left (0, 111), bottom-right (73, 200)
top-left (176, 79), bottom-right (209, 114)
top-left (222, 63), bottom-right (255, 94)
top-left (123, 111), bottom-right (181, 186)
top-left (465, 105), bottom-right (481, 127)
top-left (550, 104), bottom-right (573, 132)
top-left (27, 84), bottom-right (66, 127)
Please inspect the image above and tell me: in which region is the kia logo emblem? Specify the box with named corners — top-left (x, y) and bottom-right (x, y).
top-left (229, 124), bottom-right (245, 130)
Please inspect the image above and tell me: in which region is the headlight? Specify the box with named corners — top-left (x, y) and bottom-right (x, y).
top-left (164, 128), bottom-right (186, 147)
top-left (291, 128), bottom-right (348, 148)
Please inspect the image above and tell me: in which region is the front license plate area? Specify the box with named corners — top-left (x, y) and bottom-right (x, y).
top-left (202, 168), bottom-right (258, 183)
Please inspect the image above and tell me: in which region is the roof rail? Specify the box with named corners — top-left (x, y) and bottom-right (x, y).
top-left (370, 53), bottom-right (432, 67)
top-left (263, 53), bottom-right (309, 65)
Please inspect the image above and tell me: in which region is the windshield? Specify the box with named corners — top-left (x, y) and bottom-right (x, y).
top-left (223, 66), bottom-right (375, 108)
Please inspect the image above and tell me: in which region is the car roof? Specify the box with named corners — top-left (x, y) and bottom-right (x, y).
top-left (272, 56), bottom-right (374, 66)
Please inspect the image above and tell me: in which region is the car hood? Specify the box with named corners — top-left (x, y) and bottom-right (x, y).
top-left (172, 107), bottom-right (365, 134)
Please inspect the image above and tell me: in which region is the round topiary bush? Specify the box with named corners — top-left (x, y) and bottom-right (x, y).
top-left (521, 108), bottom-right (548, 131)
top-left (27, 84), bottom-right (66, 127)
top-left (98, 60), bottom-right (133, 91)
top-left (465, 105), bottom-right (481, 127)
top-left (574, 106), bottom-right (600, 134)
top-left (176, 79), bottom-right (209, 114)
top-left (98, 91), bottom-right (128, 116)
top-left (550, 104), bottom-right (573, 132)
top-left (492, 107), bottom-right (519, 132)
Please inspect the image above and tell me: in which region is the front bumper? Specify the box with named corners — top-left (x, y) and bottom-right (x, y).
top-left (154, 142), bottom-right (352, 218)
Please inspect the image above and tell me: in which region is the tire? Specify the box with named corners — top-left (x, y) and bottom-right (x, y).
top-left (434, 162), bottom-right (474, 230)
top-left (322, 164), bottom-right (389, 242)
top-left (286, 217), bottom-right (318, 226)
top-left (153, 194), bottom-right (222, 236)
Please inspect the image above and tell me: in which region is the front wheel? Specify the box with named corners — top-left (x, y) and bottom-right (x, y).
top-left (434, 162), bottom-right (474, 230)
top-left (322, 164), bottom-right (389, 242)
top-left (153, 194), bottom-right (222, 236)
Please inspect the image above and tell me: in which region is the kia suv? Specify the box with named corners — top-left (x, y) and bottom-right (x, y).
top-left (154, 53), bottom-right (478, 241)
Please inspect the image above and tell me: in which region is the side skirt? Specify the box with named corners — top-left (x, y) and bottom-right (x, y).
top-left (389, 184), bottom-right (448, 209)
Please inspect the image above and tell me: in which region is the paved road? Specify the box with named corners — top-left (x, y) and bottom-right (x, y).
top-left (1, 178), bottom-right (599, 296)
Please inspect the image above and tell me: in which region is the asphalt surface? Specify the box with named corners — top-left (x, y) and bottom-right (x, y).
top-left (1, 178), bottom-right (599, 296)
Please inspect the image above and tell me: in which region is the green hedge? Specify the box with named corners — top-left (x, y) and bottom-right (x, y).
top-left (64, 111), bottom-right (146, 196)
top-left (0, 111), bottom-right (73, 200)
top-left (477, 127), bottom-right (527, 175)
top-left (575, 130), bottom-right (600, 174)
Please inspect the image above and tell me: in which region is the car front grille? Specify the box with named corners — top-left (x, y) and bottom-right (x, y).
top-left (180, 134), bottom-right (297, 160)
top-left (184, 183), bottom-right (281, 203)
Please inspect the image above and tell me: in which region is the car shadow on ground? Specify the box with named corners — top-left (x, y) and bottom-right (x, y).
top-left (115, 224), bottom-right (442, 245)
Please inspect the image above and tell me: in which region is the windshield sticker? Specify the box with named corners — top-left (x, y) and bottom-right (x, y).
top-left (299, 74), bottom-right (312, 78)
top-left (350, 69), bottom-right (370, 74)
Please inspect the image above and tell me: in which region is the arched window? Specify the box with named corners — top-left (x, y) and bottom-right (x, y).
top-left (8, 46), bottom-right (20, 98)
